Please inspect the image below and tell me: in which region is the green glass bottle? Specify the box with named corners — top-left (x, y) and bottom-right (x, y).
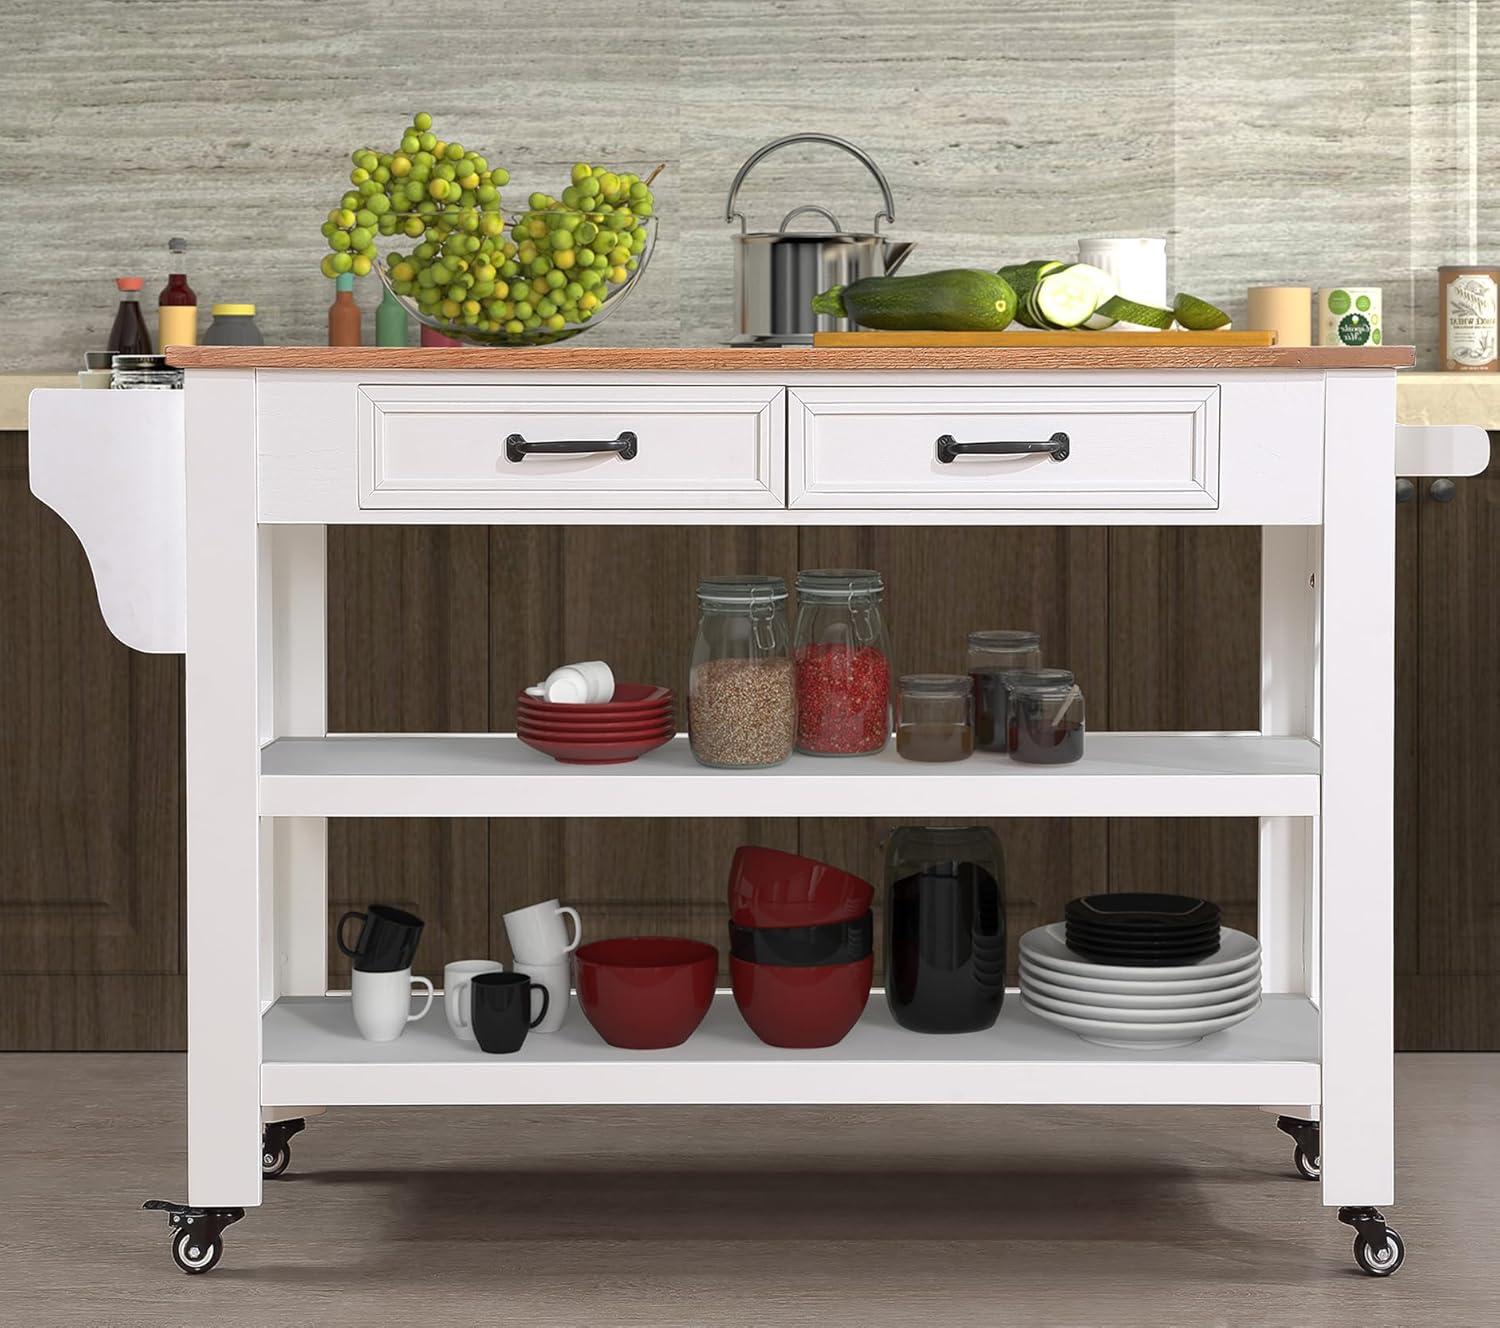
top-left (376, 284), bottom-right (409, 347)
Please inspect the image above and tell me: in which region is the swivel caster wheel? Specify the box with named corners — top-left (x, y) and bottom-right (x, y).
top-left (1274, 1115), bottom-right (1320, 1181)
top-left (262, 1117), bottom-right (306, 1180)
top-left (1294, 1145), bottom-right (1320, 1182)
top-left (143, 1200), bottom-right (244, 1277)
top-left (171, 1228), bottom-right (222, 1275)
top-left (1339, 1206), bottom-right (1406, 1278)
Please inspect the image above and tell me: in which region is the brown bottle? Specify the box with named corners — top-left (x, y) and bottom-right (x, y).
top-left (107, 277), bottom-right (154, 356)
top-left (328, 273), bottom-right (362, 346)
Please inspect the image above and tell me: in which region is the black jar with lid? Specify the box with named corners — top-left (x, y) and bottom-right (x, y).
top-left (884, 826), bottom-right (1006, 1033)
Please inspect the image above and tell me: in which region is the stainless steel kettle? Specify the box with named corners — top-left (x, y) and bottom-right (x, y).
top-left (726, 133), bottom-right (914, 345)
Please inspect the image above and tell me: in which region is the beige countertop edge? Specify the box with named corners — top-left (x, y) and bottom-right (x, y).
top-left (7, 368), bottom-right (1500, 431)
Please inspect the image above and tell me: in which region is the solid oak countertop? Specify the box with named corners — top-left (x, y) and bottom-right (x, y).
top-left (165, 343), bottom-right (1417, 372)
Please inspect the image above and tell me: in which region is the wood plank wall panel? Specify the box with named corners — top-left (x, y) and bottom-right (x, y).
top-left (0, 430), bottom-right (184, 1047)
top-left (1105, 529), bottom-right (1262, 937)
top-left (326, 527), bottom-right (491, 982)
top-left (1405, 451), bottom-right (1500, 1046)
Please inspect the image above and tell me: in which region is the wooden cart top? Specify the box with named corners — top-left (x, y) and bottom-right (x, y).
top-left (167, 344), bottom-right (1417, 372)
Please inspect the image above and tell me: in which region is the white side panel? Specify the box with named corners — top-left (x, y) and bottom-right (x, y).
top-left (1394, 422), bottom-right (1490, 476)
top-left (185, 371), bottom-right (263, 1207)
top-left (27, 389), bottom-right (186, 652)
top-left (1318, 372), bottom-right (1395, 1207)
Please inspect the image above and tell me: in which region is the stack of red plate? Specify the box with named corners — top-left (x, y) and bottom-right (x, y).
top-left (515, 683), bottom-right (676, 764)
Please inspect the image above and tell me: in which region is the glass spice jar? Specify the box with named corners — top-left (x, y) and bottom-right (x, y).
top-left (974, 667), bottom-right (1074, 753)
top-left (793, 569), bottom-right (893, 756)
top-left (896, 674), bottom-right (974, 762)
top-left (967, 631), bottom-right (1043, 750)
top-left (688, 575), bottom-right (797, 769)
top-left (1011, 680), bottom-right (1085, 764)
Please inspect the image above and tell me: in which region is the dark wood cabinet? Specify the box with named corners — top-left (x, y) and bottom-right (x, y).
top-left (4, 428), bottom-right (1496, 1048)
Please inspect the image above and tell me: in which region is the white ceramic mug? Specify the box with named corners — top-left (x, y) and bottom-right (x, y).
top-left (513, 958), bottom-right (570, 1034)
top-left (351, 967), bottom-right (434, 1043)
top-left (504, 898), bottom-right (583, 965)
top-left (526, 660), bottom-right (615, 704)
top-left (444, 959), bottom-right (504, 1042)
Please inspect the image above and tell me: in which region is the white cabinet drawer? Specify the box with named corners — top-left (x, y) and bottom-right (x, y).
top-left (789, 386), bottom-right (1221, 509)
top-left (357, 384), bottom-right (785, 509)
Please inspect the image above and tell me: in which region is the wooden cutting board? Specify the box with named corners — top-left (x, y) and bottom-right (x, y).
top-left (813, 329), bottom-right (1276, 347)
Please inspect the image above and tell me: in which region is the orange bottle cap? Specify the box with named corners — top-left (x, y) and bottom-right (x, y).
top-left (115, 276), bottom-right (144, 291)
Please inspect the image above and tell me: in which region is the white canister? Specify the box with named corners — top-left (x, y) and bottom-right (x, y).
top-left (1077, 237), bottom-right (1168, 328)
top-left (1316, 288), bottom-right (1382, 347)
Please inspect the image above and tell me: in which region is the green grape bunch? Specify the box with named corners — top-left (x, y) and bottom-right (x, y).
top-left (319, 112), bottom-right (657, 342)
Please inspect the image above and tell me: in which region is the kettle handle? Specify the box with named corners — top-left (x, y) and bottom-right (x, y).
top-left (725, 133), bottom-right (896, 233)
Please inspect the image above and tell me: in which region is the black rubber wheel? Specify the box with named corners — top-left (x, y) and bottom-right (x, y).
top-left (262, 1142), bottom-right (291, 1179)
top-left (171, 1228), bottom-right (223, 1275)
top-left (1353, 1227), bottom-right (1405, 1277)
top-left (1294, 1145), bottom-right (1321, 1181)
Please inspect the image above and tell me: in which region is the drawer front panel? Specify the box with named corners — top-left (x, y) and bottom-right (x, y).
top-left (790, 386), bottom-right (1221, 509)
top-left (358, 384), bottom-right (785, 509)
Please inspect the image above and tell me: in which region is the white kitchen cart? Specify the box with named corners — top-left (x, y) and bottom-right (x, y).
top-left (29, 343), bottom-right (1491, 1278)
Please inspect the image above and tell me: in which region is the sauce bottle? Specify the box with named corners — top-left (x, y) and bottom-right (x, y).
top-left (107, 277), bottom-right (154, 356)
top-left (158, 238), bottom-right (198, 348)
top-left (328, 273), bottom-right (362, 346)
top-left (376, 283), bottom-right (409, 346)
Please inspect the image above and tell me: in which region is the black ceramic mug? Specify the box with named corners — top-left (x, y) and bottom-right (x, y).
top-left (337, 905), bottom-right (425, 973)
top-left (470, 971), bottom-right (550, 1054)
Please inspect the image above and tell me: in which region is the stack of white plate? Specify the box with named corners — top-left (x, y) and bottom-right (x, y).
top-left (1019, 923), bottom-right (1262, 1049)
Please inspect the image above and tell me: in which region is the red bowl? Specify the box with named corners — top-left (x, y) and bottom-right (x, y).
top-left (730, 955), bottom-right (872, 1048)
top-left (574, 937), bottom-right (718, 1049)
top-left (728, 845), bottom-right (874, 927)
top-left (517, 683), bottom-right (673, 716)
top-left (517, 731), bottom-right (674, 764)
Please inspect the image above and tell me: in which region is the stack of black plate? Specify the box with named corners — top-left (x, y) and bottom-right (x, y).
top-left (1063, 893), bottom-right (1221, 965)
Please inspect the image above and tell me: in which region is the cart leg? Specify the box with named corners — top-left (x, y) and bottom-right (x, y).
top-left (184, 370), bottom-right (265, 1213)
top-left (1318, 376), bottom-right (1397, 1242)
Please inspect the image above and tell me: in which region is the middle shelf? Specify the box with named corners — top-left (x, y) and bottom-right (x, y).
top-left (258, 731), bottom-right (1319, 818)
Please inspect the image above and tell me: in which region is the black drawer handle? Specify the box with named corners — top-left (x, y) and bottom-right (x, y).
top-left (505, 431), bottom-right (638, 463)
top-left (935, 431), bottom-right (1070, 464)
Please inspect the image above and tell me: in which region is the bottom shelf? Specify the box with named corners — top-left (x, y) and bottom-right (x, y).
top-left (261, 992), bottom-right (1319, 1108)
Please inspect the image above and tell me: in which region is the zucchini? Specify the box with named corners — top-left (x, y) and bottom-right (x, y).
top-left (1000, 261), bottom-right (1064, 328)
top-left (1000, 261), bottom-right (1116, 330)
top-left (1094, 295), bottom-right (1174, 330)
top-left (812, 269), bottom-right (1017, 332)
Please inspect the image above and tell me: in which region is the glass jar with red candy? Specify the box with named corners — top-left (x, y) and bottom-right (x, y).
top-left (793, 569), bottom-right (894, 756)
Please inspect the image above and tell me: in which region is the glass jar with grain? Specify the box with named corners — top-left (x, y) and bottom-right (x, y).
top-left (688, 575), bottom-right (797, 768)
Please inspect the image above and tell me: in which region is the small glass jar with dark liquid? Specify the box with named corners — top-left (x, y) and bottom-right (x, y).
top-left (967, 630), bottom-right (1041, 751)
top-left (896, 674), bottom-right (973, 762)
top-left (1011, 681), bottom-right (1085, 764)
top-left (884, 825), bottom-right (1006, 1033)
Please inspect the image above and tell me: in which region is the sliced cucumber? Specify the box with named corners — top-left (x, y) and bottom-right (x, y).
top-left (1032, 266), bottom-right (1104, 329)
top-left (1000, 261), bottom-right (1065, 329)
top-left (1094, 295), bottom-right (1175, 330)
top-left (1173, 293), bottom-right (1232, 330)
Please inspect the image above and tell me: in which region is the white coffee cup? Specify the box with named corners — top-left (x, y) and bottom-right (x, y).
top-left (525, 660), bottom-right (615, 704)
top-left (513, 958), bottom-right (570, 1033)
top-left (504, 899), bottom-right (583, 964)
top-left (351, 967), bottom-right (434, 1043)
top-left (443, 959), bottom-right (504, 1042)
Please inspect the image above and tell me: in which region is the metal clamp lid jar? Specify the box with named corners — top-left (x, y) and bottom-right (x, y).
top-left (688, 575), bottom-right (796, 770)
top-left (793, 569), bottom-right (893, 757)
top-left (726, 133), bottom-right (914, 345)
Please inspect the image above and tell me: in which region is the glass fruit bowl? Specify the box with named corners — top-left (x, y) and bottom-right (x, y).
top-left (377, 206), bottom-right (656, 347)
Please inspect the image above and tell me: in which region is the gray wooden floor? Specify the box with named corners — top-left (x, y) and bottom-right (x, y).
top-left (3, 1055), bottom-right (1497, 1327)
